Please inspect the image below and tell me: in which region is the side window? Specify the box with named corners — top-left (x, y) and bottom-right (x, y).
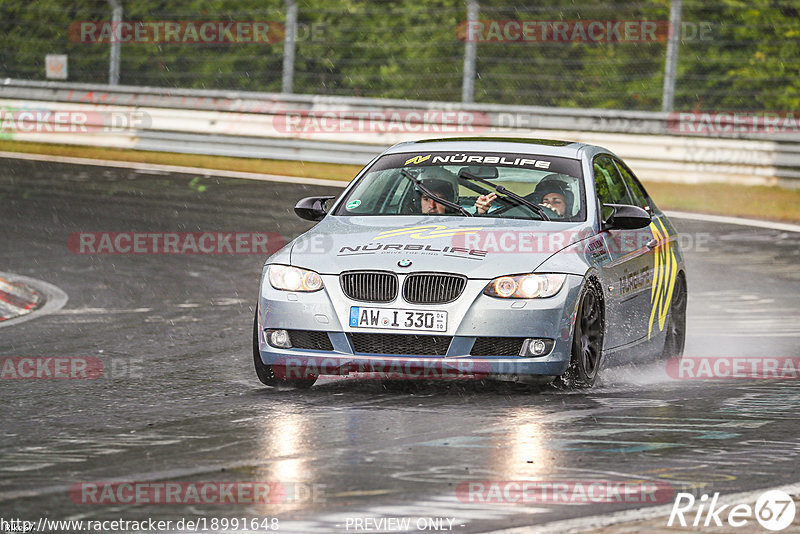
top-left (593, 155), bottom-right (632, 206)
top-left (614, 160), bottom-right (649, 210)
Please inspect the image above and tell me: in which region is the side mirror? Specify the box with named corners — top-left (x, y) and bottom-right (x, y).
top-left (602, 203), bottom-right (651, 230)
top-left (294, 196), bottom-right (336, 221)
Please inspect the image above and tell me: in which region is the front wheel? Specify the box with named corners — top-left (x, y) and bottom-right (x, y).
top-left (554, 280), bottom-right (604, 389)
top-left (661, 273), bottom-right (687, 360)
top-left (252, 310), bottom-right (316, 389)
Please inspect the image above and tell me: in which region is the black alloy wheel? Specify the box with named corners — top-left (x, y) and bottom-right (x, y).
top-left (661, 273), bottom-right (687, 360)
top-left (555, 280), bottom-right (604, 388)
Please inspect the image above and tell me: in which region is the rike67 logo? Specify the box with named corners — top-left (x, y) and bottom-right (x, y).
top-left (669, 490), bottom-right (796, 531)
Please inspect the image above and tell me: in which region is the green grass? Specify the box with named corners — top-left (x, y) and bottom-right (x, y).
top-left (0, 140), bottom-right (361, 182)
top-left (643, 181), bottom-right (800, 224)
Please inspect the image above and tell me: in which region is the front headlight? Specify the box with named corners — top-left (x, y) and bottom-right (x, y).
top-left (484, 273), bottom-right (566, 299)
top-left (268, 265), bottom-right (323, 292)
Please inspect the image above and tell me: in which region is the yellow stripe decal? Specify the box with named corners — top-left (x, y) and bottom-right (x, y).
top-left (648, 219), bottom-right (678, 339)
top-left (374, 225), bottom-right (483, 240)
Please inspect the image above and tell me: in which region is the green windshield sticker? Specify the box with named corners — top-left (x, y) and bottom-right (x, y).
top-left (346, 199), bottom-right (362, 210)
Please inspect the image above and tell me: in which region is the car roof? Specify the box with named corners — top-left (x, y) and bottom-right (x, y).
top-left (382, 137), bottom-right (601, 159)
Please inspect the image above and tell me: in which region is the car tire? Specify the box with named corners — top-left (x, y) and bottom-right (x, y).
top-left (252, 310), bottom-right (316, 389)
top-left (660, 273), bottom-right (687, 361)
top-left (554, 279), bottom-right (604, 389)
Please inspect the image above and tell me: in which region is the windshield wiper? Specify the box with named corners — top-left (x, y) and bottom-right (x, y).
top-left (399, 169), bottom-right (472, 217)
top-left (458, 169), bottom-right (550, 221)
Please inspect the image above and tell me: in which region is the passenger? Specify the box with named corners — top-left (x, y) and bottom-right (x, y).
top-left (475, 177), bottom-right (573, 218)
top-left (532, 178), bottom-right (574, 218)
top-left (539, 191), bottom-right (569, 217)
top-left (474, 192), bottom-right (498, 215)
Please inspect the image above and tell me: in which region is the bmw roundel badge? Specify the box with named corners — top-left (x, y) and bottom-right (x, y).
top-left (398, 259), bottom-right (412, 268)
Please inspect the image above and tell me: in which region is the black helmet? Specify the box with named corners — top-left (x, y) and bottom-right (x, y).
top-left (417, 167), bottom-right (458, 203)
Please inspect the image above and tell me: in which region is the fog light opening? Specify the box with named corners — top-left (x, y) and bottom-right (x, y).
top-left (521, 338), bottom-right (553, 357)
top-left (265, 329), bottom-right (292, 349)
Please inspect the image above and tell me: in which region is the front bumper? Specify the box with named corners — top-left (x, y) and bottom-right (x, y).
top-left (256, 271), bottom-right (584, 378)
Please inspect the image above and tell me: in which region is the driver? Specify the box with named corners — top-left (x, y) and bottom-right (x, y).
top-left (416, 167), bottom-right (489, 215)
top-left (419, 179), bottom-right (454, 214)
top-left (416, 167), bottom-right (459, 214)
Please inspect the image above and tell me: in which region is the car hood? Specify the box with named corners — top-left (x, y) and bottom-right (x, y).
top-left (288, 215), bottom-right (593, 279)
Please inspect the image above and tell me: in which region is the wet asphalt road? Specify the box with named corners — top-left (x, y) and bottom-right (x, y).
top-left (1, 157), bottom-right (799, 533)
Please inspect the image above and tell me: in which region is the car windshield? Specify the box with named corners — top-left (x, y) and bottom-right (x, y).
top-left (334, 151), bottom-right (585, 221)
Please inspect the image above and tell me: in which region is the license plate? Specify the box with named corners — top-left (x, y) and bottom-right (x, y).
top-left (349, 306), bottom-right (447, 332)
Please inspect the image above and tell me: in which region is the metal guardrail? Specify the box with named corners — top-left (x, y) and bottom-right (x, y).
top-left (2, 79), bottom-right (799, 187)
top-left (136, 131), bottom-right (380, 165)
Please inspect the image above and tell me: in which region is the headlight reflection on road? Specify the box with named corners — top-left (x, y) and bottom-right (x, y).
top-left (255, 408), bottom-right (317, 511)
top-left (498, 409), bottom-right (551, 479)
top-left (273, 414), bottom-right (305, 481)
